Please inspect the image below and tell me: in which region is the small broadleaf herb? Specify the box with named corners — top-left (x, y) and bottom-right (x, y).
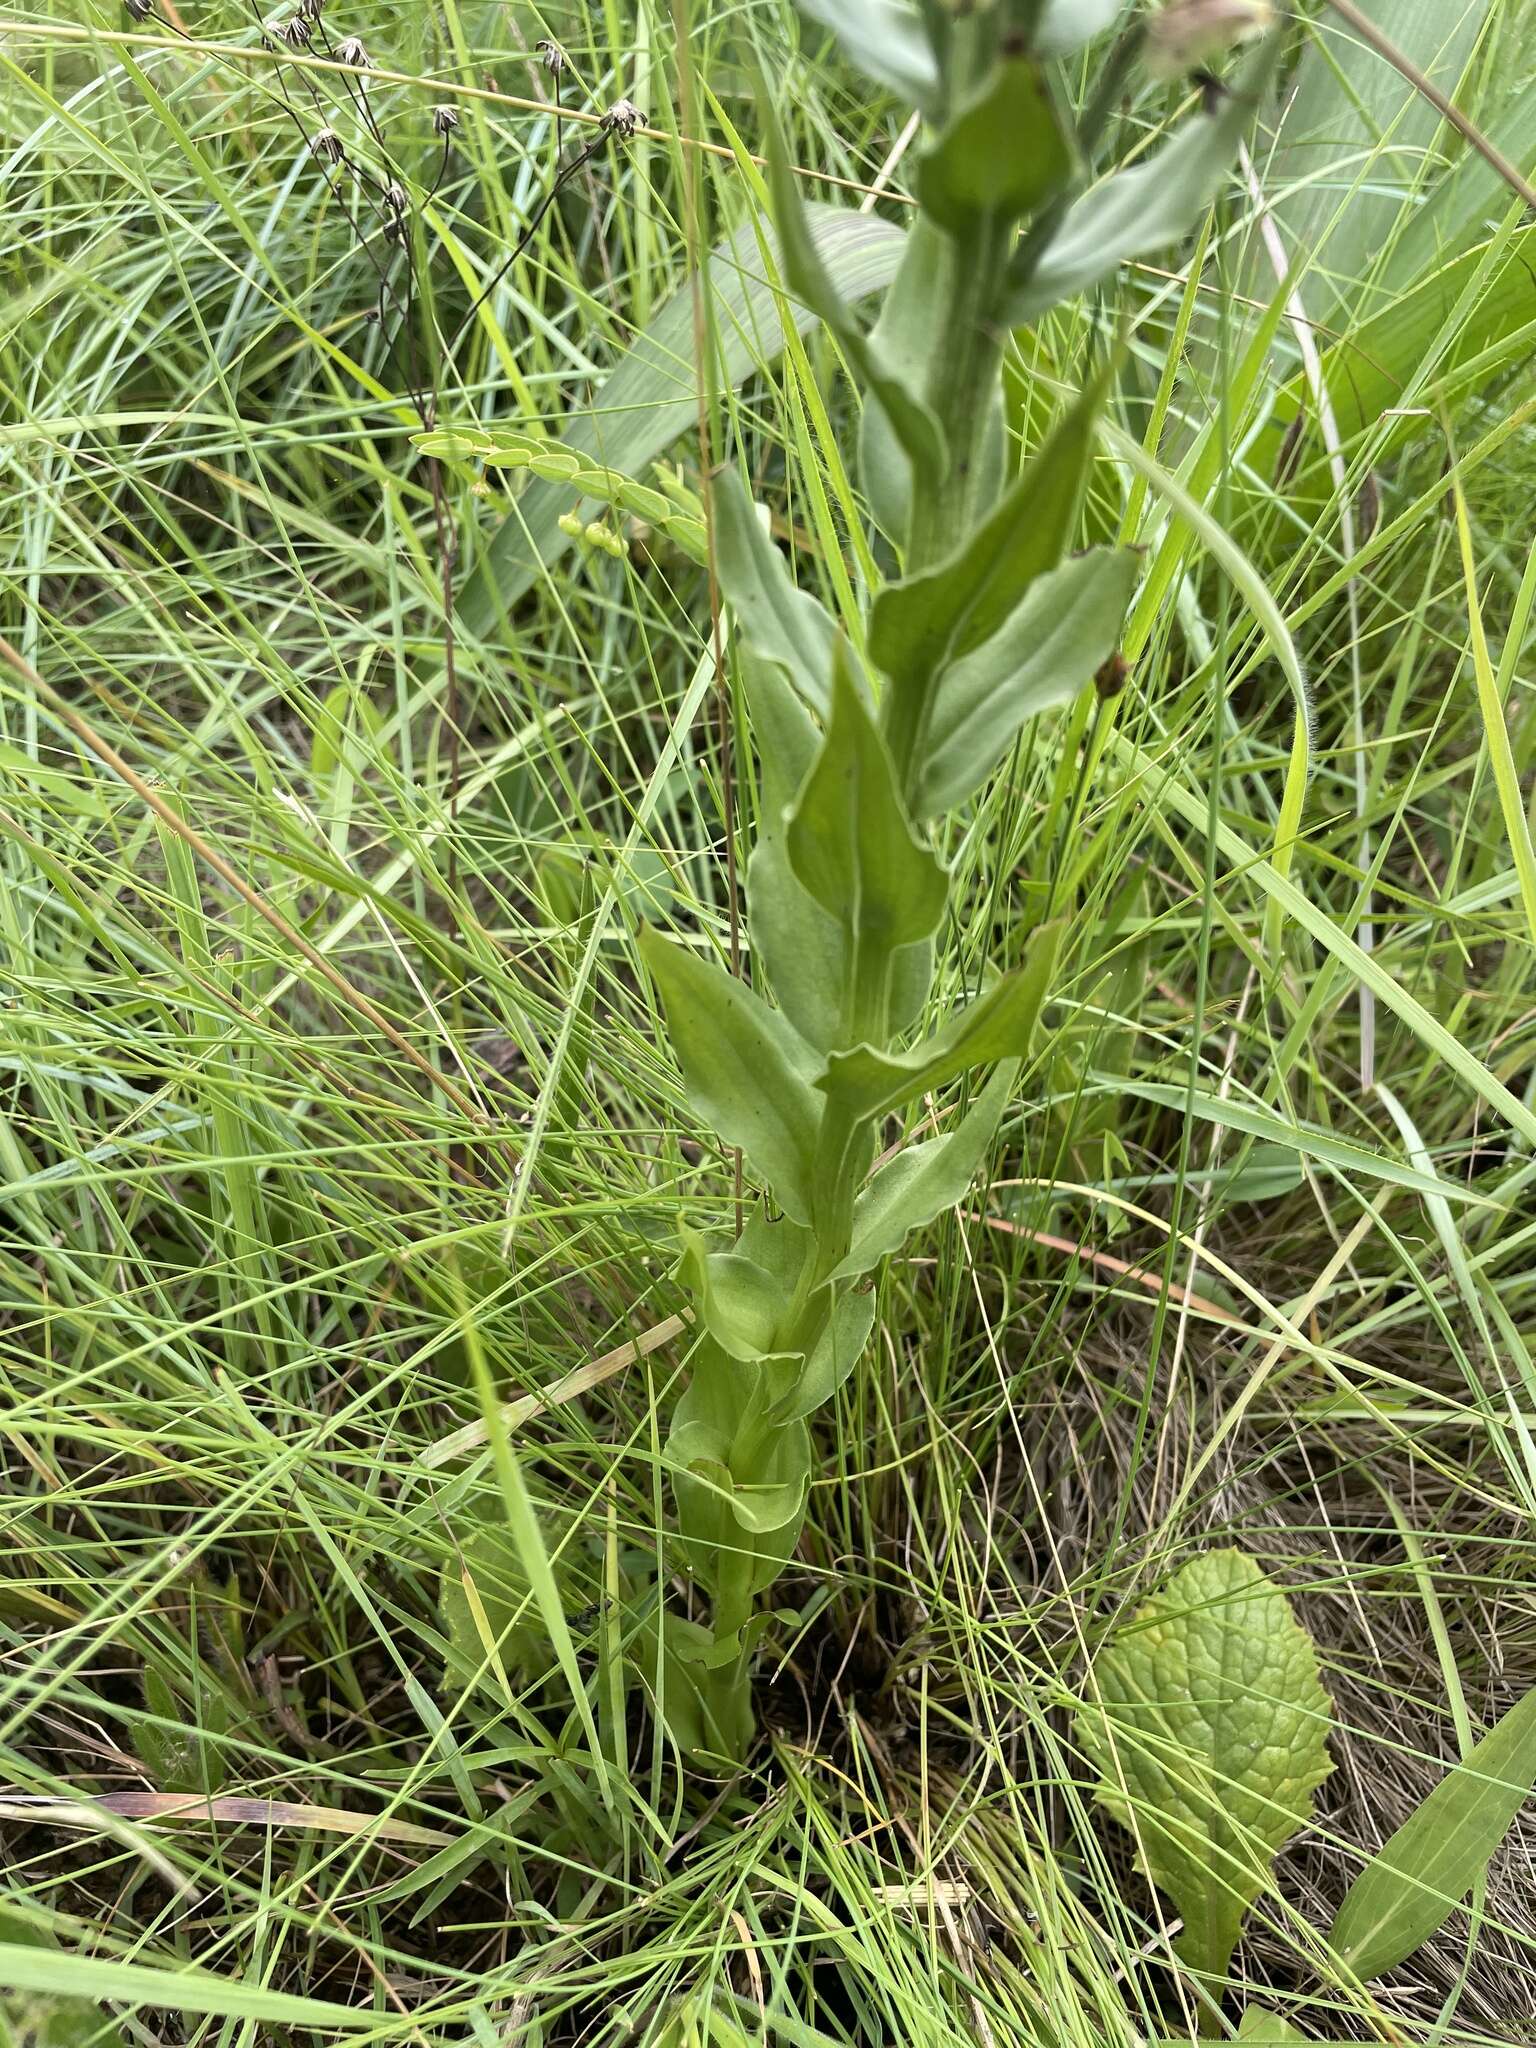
top-left (1074, 1548), bottom-right (1333, 1984)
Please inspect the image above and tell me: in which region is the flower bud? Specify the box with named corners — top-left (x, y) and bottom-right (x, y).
top-left (1146, 0), bottom-right (1273, 81)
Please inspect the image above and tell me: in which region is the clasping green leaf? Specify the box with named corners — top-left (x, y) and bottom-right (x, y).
top-left (791, 0), bottom-right (939, 112)
top-left (870, 372), bottom-right (1107, 753)
top-left (713, 470), bottom-right (837, 717)
top-left (914, 545), bottom-right (1138, 816)
top-left (820, 920), bottom-right (1060, 1122)
top-left (836, 1058), bottom-right (1017, 1281)
top-left (917, 57), bottom-right (1075, 236)
top-left (1008, 34), bottom-right (1280, 323)
top-left (761, 72), bottom-right (946, 494)
top-left (785, 644), bottom-right (948, 1042)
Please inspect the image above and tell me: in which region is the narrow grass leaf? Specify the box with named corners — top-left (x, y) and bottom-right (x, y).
top-left (1451, 471), bottom-right (1536, 948)
top-left (462, 1314), bottom-right (612, 1811)
top-left (1128, 1082), bottom-right (1491, 1205)
top-left (0, 1948), bottom-right (378, 2030)
top-left (1329, 1686), bottom-right (1536, 1982)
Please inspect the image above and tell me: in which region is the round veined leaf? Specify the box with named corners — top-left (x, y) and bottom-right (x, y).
top-left (1074, 1548), bottom-right (1333, 1982)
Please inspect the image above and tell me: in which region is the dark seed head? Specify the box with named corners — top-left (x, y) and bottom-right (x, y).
top-left (310, 127), bottom-right (346, 163)
top-left (383, 181), bottom-right (408, 215)
top-left (279, 15), bottom-right (313, 46)
top-left (1094, 652), bottom-right (1131, 700)
top-left (335, 35), bottom-right (370, 66)
top-left (432, 103), bottom-right (460, 135)
top-left (1356, 470), bottom-right (1381, 545)
top-left (537, 38), bottom-right (567, 76)
top-left (125, 0), bottom-right (154, 20)
top-left (1274, 410), bottom-right (1305, 487)
top-left (602, 98), bottom-right (644, 139)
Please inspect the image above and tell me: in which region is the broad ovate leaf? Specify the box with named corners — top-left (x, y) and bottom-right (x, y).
top-left (1329, 1685), bottom-right (1536, 1983)
top-left (668, 1349), bottom-right (811, 1596)
top-left (714, 470), bottom-right (836, 716)
top-left (640, 926), bottom-right (823, 1223)
top-left (743, 657), bottom-right (938, 1053)
top-left (792, 0), bottom-right (938, 111)
top-left (869, 373), bottom-right (1105, 731)
top-left (1037, 0), bottom-right (1125, 52)
top-left (1157, 2012), bottom-right (1316, 2048)
top-left (1237, 2013), bottom-right (1314, 2044)
top-left (785, 646), bottom-right (948, 952)
top-left (914, 546), bottom-right (1138, 816)
top-left (1075, 1549), bottom-right (1333, 1981)
top-left (678, 1225), bottom-right (786, 1362)
top-left (775, 1288), bottom-right (877, 1422)
top-left (630, 1604), bottom-right (753, 1762)
top-left (746, 834), bottom-right (848, 1056)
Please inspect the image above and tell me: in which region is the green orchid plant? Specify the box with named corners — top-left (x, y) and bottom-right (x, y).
top-left (637, 0), bottom-right (1279, 1761)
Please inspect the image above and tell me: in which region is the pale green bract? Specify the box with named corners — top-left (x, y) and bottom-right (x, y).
top-left (1075, 1549), bottom-right (1333, 1980)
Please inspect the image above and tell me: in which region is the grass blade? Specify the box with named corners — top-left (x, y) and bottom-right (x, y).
top-left (1329, 1687), bottom-right (1536, 1981)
